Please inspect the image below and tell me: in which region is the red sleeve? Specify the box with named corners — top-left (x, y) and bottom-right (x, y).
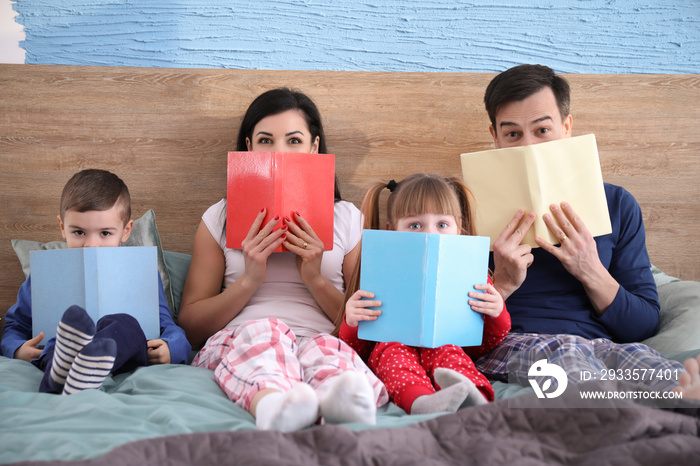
top-left (463, 277), bottom-right (510, 360)
top-left (338, 317), bottom-right (375, 361)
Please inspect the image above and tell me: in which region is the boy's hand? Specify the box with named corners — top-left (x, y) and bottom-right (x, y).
top-left (147, 339), bottom-right (171, 365)
top-left (345, 290), bottom-right (381, 327)
top-left (468, 283), bottom-right (504, 318)
top-left (15, 332), bottom-right (44, 362)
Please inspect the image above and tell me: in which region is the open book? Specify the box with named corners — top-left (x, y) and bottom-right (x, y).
top-left (460, 134), bottom-right (612, 248)
top-left (30, 247), bottom-right (160, 341)
top-left (357, 230), bottom-right (488, 348)
top-left (226, 151), bottom-right (336, 252)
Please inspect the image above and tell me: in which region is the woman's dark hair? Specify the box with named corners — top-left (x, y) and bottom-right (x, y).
top-left (236, 88), bottom-right (341, 201)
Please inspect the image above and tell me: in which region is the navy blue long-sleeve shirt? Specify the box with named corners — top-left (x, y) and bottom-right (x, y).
top-left (492, 183), bottom-right (659, 343)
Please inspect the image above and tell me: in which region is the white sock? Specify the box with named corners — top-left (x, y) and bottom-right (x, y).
top-left (433, 367), bottom-right (488, 407)
top-left (319, 371), bottom-right (377, 425)
top-left (255, 383), bottom-right (319, 432)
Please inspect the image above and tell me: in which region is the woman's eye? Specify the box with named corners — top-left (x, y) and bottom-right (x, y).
top-left (289, 137), bottom-right (302, 144)
top-left (257, 137), bottom-right (272, 144)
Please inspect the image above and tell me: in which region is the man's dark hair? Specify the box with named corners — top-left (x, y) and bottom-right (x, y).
top-left (484, 64), bottom-right (571, 131)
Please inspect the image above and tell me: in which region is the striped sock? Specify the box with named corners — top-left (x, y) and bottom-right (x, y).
top-left (62, 338), bottom-right (116, 395)
top-left (46, 305), bottom-right (96, 393)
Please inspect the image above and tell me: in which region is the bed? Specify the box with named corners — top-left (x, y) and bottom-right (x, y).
top-left (1, 65), bottom-right (699, 464)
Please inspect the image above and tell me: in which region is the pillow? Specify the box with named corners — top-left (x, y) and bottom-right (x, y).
top-left (11, 209), bottom-right (176, 318)
top-left (642, 272), bottom-right (700, 357)
top-left (163, 250), bottom-right (192, 321)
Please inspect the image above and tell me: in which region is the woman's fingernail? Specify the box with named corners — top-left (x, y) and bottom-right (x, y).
top-left (284, 216), bottom-right (291, 223)
top-left (281, 234), bottom-right (287, 240)
top-left (281, 224), bottom-right (288, 231)
top-left (273, 215), bottom-right (280, 221)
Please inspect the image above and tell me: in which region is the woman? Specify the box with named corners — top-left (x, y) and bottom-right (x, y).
top-left (179, 88), bottom-right (388, 432)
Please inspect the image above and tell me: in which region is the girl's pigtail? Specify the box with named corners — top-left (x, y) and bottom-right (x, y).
top-left (360, 181), bottom-right (390, 230)
top-left (448, 176), bottom-right (476, 236)
top-left (331, 179), bottom-right (391, 336)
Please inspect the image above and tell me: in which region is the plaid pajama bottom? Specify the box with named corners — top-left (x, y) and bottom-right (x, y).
top-left (192, 318), bottom-right (389, 410)
top-left (475, 332), bottom-right (685, 392)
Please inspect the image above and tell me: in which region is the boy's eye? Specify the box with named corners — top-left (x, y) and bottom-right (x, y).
top-left (100, 231), bottom-right (112, 237)
top-left (73, 230), bottom-right (85, 236)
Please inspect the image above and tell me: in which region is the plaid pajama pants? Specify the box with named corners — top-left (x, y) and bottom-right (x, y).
top-left (475, 332), bottom-right (686, 392)
top-left (192, 318), bottom-right (389, 410)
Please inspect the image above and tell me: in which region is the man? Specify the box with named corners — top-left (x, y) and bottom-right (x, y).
top-left (473, 64), bottom-right (694, 395)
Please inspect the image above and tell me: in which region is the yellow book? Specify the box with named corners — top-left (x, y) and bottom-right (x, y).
top-left (460, 134), bottom-right (612, 249)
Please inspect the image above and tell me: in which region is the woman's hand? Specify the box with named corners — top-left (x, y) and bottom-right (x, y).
top-left (240, 208), bottom-right (286, 287)
top-left (345, 290), bottom-right (382, 327)
top-left (147, 339), bottom-right (171, 365)
top-left (468, 283), bottom-right (504, 318)
top-left (282, 211), bottom-right (325, 287)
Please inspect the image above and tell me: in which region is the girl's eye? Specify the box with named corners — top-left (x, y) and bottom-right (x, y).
top-left (408, 222), bottom-right (421, 230)
top-left (438, 221), bottom-right (449, 229)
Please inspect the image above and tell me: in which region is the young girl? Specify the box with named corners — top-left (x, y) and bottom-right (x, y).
top-left (178, 88), bottom-right (388, 432)
top-left (338, 173), bottom-right (510, 414)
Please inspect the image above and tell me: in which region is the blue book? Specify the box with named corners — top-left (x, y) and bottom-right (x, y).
top-left (358, 230), bottom-right (490, 348)
top-left (30, 247), bottom-right (160, 342)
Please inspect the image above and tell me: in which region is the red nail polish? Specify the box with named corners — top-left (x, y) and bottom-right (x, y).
top-left (281, 224), bottom-right (288, 231)
top-left (284, 216), bottom-right (291, 223)
top-left (273, 215), bottom-right (280, 221)
top-left (281, 234), bottom-right (287, 239)
top-left (260, 208), bottom-right (265, 213)
top-left (295, 211), bottom-right (301, 217)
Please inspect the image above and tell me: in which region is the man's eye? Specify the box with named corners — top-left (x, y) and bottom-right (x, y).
top-left (506, 131), bottom-right (518, 138)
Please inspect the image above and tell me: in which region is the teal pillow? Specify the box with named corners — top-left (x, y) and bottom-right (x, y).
top-left (11, 209), bottom-right (176, 318)
top-left (163, 250), bottom-right (192, 321)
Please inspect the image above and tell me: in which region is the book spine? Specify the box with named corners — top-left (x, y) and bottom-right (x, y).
top-left (423, 234), bottom-right (439, 347)
top-left (83, 248), bottom-right (99, 318)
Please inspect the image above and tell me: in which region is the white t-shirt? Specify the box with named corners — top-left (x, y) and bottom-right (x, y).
top-left (202, 199), bottom-right (362, 337)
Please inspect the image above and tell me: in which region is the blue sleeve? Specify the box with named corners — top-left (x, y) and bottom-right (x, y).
top-left (155, 275), bottom-right (191, 364)
top-left (1, 276), bottom-right (35, 358)
top-left (596, 188), bottom-right (659, 342)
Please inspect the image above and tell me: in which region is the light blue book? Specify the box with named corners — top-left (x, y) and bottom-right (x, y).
top-left (30, 247), bottom-right (160, 342)
top-left (358, 230), bottom-right (490, 348)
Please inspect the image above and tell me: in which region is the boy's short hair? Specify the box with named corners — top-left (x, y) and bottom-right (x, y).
top-left (60, 169), bottom-right (131, 225)
top-left (484, 64), bottom-right (571, 130)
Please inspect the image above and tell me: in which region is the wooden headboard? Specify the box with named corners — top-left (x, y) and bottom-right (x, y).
top-left (1, 64), bottom-right (698, 325)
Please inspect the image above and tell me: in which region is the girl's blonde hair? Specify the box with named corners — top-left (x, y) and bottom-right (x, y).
top-left (333, 173), bottom-right (477, 336)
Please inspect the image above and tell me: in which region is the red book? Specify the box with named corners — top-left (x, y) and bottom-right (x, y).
top-left (226, 151), bottom-right (336, 252)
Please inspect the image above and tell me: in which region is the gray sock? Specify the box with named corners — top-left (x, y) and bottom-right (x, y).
top-left (433, 367), bottom-right (488, 408)
top-left (411, 382), bottom-right (474, 414)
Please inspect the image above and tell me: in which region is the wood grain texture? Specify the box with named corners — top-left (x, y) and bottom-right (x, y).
top-left (0, 64), bottom-right (698, 326)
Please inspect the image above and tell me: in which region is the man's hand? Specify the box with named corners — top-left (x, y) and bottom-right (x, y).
top-left (492, 210), bottom-right (536, 300)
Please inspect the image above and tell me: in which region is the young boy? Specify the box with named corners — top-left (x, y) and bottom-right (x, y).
top-left (1, 169), bottom-right (191, 395)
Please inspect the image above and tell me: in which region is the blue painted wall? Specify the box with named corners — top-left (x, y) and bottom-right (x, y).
top-left (13, 0), bottom-right (700, 73)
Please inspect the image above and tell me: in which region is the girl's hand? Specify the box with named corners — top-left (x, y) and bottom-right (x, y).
top-left (345, 290), bottom-right (382, 327)
top-left (240, 209), bottom-right (286, 287)
top-left (147, 339), bottom-right (171, 365)
top-left (283, 211), bottom-right (325, 287)
top-left (468, 283), bottom-right (504, 318)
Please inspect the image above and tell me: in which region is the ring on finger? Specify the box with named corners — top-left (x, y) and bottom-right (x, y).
top-left (559, 235), bottom-right (568, 244)
top-left (302, 241), bottom-right (308, 250)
